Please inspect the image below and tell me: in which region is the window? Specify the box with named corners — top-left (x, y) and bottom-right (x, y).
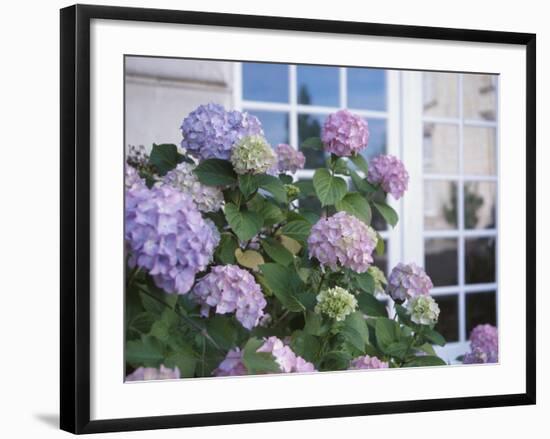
top-left (421, 72), bottom-right (498, 357)
top-left (235, 62), bottom-right (399, 276)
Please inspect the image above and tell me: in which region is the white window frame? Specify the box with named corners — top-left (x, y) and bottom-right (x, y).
top-left (402, 71), bottom-right (499, 361)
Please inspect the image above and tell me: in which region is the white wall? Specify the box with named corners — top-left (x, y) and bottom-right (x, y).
top-left (0, 0), bottom-right (547, 438)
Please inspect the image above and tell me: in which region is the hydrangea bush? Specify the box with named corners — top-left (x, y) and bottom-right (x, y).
top-left (125, 103), bottom-right (497, 381)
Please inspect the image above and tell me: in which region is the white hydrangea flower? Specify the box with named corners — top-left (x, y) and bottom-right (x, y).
top-left (407, 295), bottom-right (440, 325)
top-left (230, 135), bottom-right (276, 175)
top-left (315, 286), bottom-right (358, 322)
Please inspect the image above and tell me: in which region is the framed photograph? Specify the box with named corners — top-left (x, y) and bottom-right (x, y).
top-left (60, 4), bottom-right (536, 434)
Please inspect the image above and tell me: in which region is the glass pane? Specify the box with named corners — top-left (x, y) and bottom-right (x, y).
top-left (425, 238), bottom-right (458, 287)
top-left (298, 113), bottom-right (326, 168)
top-left (464, 182), bottom-right (497, 229)
top-left (373, 239), bottom-right (388, 275)
top-left (347, 68), bottom-right (387, 111)
top-left (297, 65), bottom-right (339, 107)
top-left (463, 126), bottom-right (496, 175)
top-left (423, 123), bottom-right (459, 174)
top-left (360, 118), bottom-right (387, 161)
top-left (423, 72), bottom-right (459, 118)
top-left (242, 62), bottom-right (288, 103)
top-left (424, 180), bottom-right (458, 230)
top-left (463, 74), bottom-right (497, 121)
top-left (465, 237), bottom-right (496, 284)
top-left (434, 294), bottom-right (459, 342)
top-left (466, 291), bottom-right (497, 336)
top-left (245, 110), bottom-right (289, 147)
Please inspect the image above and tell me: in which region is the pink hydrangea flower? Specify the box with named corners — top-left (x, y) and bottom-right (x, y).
top-left (213, 348), bottom-right (248, 376)
top-left (367, 154), bottom-right (409, 199)
top-left (308, 212), bottom-right (378, 273)
top-left (212, 337), bottom-right (316, 376)
top-left (192, 265), bottom-right (267, 330)
top-left (387, 262), bottom-right (433, 301)
top-left (273, 143), bottom-right (305, 174)
top-left (321, 109), bottom-right (369, 156)
top-left (349, 355), bottom-right (389, 370)
top-left (463, 324), bottom-right (498, 364)
top-left (125, 365), bottom-right (180, 381)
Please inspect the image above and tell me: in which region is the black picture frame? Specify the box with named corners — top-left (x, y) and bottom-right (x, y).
top-left (60, 4), bottom-right (536, 434)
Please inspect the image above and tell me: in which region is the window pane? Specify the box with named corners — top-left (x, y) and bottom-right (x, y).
top-left (434, 294), bottom-right (459, 342)
top-left (297, 66), bottom-right (339, 107)
top-left (463, 74), bottom-right (497, 121)
top-left (423, 123), bottom-right (459, 174)
top-left (423, 72), bottom-right (459, 118)
top-left (298, 113), bottom-right (326, 168)
top-left (360, 118), bottom-right (387, 161)
top-left (464, 182), bottom-right (497, 229)
top-left (463, 126), bottom-right (496, 175)
top-left (425, 238), bottom-right (458, 287)
top-left (347, 68), bottom-right (387, 111)
top-left (373, 239), bottom-right (388, 274)
top-left (424, 180), bottom-right (458, 230)
top-left (466, 291), bottom-right (497, 336)
top-left (465, 237), bottom-right (496, 284)
top-left (242, 63), bottom-right (288, 103)
top-left (246, 110), bottom-right (289, 146)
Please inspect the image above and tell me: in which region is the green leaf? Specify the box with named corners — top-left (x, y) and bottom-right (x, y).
top-left (357, 293), bottom-right (387, 317)
top-left (350, 170), bottom-right (377, 193)
top-left (248, 195), bottom-right (285, 226)
top-left (290, 331), bottom-right (321, 363)
top-left (238, 174), bottom-right (258, 198)
top-left (260, 263), bottom-right (305, 312)
top-left (373, 201), bottom-right (399, 227)
top-left (224, 203), bottom-right (263, 242)
top-left (206, 316), bottom-right (239, 350)
top-left (354, 271), bottom-right (375, 294)
top-left (423, 328), bottom-right (446, 347)
top-left (148, 143), bottom-right (185, 176)
top-left (342, 311), bottom-right (369, 351)
top-left (321, 351), bottom-right (352, 370)
top-left (313, 169), bottom-right (348, 206)
top-left (335, 193), bottom-right (372, 224)
top-left (280, 220), bottom-right (311, 244)
top-left (404, 355), bottom-right (447, 367)
top-left (294, 180), bottom-right (316, 197)
top-left (279, 174), bottom-right (293, 184)
top-left (128, 312), bottom-right (155, 335)
top-left (261, 237), bottom-right (294, 266)
top-left (242, 338), bottom-right (281, 374)
top-left (333, 157), bottom-right (350, 175)
top-left (126, 335), bottom-right (164, 367)
top-left (165, 348), bottom-right (197, 378)
top-left (350, 154), bottom-right (369, 174)
top-left (139, 291), bottom-right (165, 316)
top-left (215, 233), bottom-right (238, 264)
top-left (304, 311), bottom-right (325, 336)
top-left (235, 248), bottom-right (265, 271)
top-left (194, 159), bottom-right (237, 186)
top-left (384, 341), bottom-right (410, 359)
top-left (301, 136), bottom-right (324, 150)
top-left (417, 343), bottom-right (437, 356)
top-left (255, 174), bottom-right (287, 203)
top-left (375, 233), bottom-right (385, 256)
top-left (375, 317), bottom-right (400, 349)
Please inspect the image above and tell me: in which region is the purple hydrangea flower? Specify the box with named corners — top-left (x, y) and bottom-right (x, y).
top-left (125, 365), bottom-right (180, 381)
top-left (308, 212), bottom-right (378, 273)
top-left (125, 165), bottom-right (145, 190)
top-left (161, 162), bottom-right (224, 212)
top-left (321, 110), bottom-right (369, 157)
top-left (349, 355), bottom-right (389, 370)
top-left (367, 154), bottom-right (409, 199)
top-left (213, 348), bottom-right (248, 377)
top-left (464, 324), bottom-right (498, 363)
top-left (192, 265), bottom-right (267, 330)
top-left (213, 337), bottom-right (316, 376)
top-left (272, 143), bottom-right (305, 174)
top-left (180, 103), bottom-right (263, 161)
top-left (387, 262), bottom-right (433, 301)
top-left (125, 184), bottom-right (220, 295)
